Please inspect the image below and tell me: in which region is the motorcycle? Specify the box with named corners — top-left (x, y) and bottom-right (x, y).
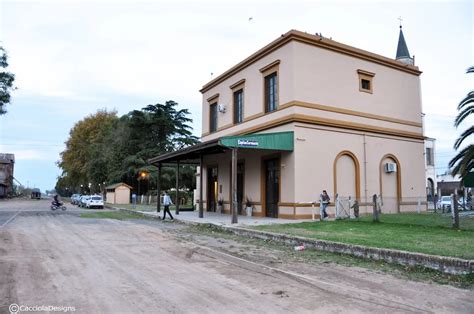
top-left (51, 202), bottom-right (67, 211)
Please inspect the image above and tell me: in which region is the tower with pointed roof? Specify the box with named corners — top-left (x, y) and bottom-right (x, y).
top-left (396, 25), bottom-right (414, 65)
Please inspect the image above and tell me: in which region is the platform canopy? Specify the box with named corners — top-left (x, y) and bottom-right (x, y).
top-left (147, 131), bottom-right (294, 223)
top-left (148, 131), bottom-right (294, 165)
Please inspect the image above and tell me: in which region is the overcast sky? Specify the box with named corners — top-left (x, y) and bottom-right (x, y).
top-left (0, 0), bottom-right (472, 192)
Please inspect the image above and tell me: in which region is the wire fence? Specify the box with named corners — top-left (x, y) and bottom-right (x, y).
top-left (119, 191), bottom-right (194, 207)
top-left (123, 190), bottom-right (473, 226)
top-left (332, 193), bottom-right (474, 223)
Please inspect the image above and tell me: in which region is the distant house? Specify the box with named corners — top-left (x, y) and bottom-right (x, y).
top-left (106, 183), bottom-right (132, 204)
top-left (437, 173), bottom-right (461, 196)
top-left (0, 153), bottom-right (15, 198)
top-left (31, 188), bottom-right (41, 199)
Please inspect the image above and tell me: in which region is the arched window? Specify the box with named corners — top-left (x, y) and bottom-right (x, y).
top-left (379, 154), bottom-right (401, 213)
top-left (333, 151), bottom-right (360, 200)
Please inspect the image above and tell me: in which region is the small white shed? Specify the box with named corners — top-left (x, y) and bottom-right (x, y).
top-left (106, 183), bottom-right (132, 204)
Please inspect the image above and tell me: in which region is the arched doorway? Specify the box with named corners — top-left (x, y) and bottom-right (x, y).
top-left (427, 178), bottom-right (434, 202)
top-left (379, 155), bottom-right (401, 213)
top-left (333, 151), bottom-right (360, 201)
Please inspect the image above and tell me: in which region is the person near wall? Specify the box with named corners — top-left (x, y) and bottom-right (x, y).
top-left (321, 190), bottom-right (330, 220)
top-left (162, 191), bottom-right (174, 221)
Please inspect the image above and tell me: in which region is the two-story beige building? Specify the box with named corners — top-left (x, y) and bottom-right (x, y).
top-left (150, 28), bottom-right (426, 221)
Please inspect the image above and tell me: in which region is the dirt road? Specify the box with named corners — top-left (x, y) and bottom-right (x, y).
top-left (1, 199), bottom-right (472, 313)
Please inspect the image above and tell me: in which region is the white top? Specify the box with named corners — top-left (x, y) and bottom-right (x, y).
top-left (163, 194), bottom-right (173, 206)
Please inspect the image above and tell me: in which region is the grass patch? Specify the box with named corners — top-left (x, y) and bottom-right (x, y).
top-left (80, 210), bottom-right (153, 220)
top-left (253, 213), bottom-right (474, 259)
top-left (187, 224), bottom-right (474, 289)
top-left (106, 203), bottom-right (158, 212)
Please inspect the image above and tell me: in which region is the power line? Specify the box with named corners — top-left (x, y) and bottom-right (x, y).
top-left (1, 143), bottom-right (64, 147)
top-left (1, 137), bottom-right (65, 143)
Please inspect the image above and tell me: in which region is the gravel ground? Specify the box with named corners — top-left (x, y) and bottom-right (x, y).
top-left (1, 199), bottom-right (473, 313)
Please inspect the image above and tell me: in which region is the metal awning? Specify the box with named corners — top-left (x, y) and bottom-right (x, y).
top-left (148, 139), bottom-right (225, 165)
top-left (148, 131), bottom-right (294, 165)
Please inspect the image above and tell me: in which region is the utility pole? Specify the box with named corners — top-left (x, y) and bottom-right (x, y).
top-left (199, 154), bottom-right (203, 218)
top-left (157, 164), bottom-right (161, 213)
top-left (176, 161), bottom-right (180, 215)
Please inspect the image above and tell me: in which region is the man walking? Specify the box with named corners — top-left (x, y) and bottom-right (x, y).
top-left (162, 191), bottom-right (174, 221)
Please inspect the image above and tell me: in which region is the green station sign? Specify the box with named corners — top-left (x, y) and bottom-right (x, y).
top-left (220, 131), bottom-right (294, 151)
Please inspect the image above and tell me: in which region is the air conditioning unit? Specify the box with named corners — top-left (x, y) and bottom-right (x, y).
top-left (218, 103), bottom-right (226, 113)
top-left (384, 163), bottom-right (397, 173)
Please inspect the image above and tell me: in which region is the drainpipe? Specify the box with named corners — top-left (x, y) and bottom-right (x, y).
top-left (363, 134), bottom-right (368, 209)
top-left (176, 160), bottom-right (180, 215)
top-left (231, 148), bottom-right (238, 224)
top-left (199, 154), bottom-right (204, 218)
top-left (157, 163), bottom-right (161, 213)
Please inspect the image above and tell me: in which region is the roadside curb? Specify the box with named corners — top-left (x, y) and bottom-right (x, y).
top-left (218, 225), bottom-right (473, 275)
top-left (111, 206), bottom-right (473, 275)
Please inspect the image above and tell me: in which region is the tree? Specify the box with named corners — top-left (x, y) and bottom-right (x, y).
top-left (0, 47), bottom-right (16, 115)
top-left (142, 100), bottom-right (199, 151)
top-left (55, 175), bottom-right (73, 197)
top-left (56, 100), bottom-right (199, 195)
top-left (103, 101), bottom-right (199, 192)
top-left (58, 109), bottom-right (118, 191)
top-left (449, 66), bottom-right (474, 181)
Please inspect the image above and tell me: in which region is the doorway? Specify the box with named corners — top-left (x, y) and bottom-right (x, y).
top-left (427, 178), bottom-right (434, 202)
top-left (380, 156), bottom-right (400, 213)
top-left (264, 158), bottom-right (280, 218)
top-left (207, 166), bottom-right (218, 212)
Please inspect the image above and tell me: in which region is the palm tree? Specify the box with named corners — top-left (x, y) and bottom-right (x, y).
top-left (449, 66), bottom-right (474, 180)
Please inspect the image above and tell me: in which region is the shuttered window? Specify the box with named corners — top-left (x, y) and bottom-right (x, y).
top-left (209, 103), bottom-right (217, 133)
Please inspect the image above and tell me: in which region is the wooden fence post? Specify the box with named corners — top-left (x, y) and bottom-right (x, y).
top-left (372, 194), bottom-right (379, 222)
top-left (452, 193), bottom-right (459, 229)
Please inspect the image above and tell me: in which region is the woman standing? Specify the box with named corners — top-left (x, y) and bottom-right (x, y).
top-left (321, 190), bottom-right (330, 220)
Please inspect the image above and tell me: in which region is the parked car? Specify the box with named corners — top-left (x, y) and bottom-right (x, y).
top-left (457, 197), bottom-right (464, 210)
top-left (79, 195), bottom-right (90, 207)
top-left (75, 194), bottom-right (83, 205)
top-left (437, 195), bottom-right (472, 211)
top-left (71, 194), bottom-right (81, 205)
top-left (437, 196), bottom-right (452, 210)
top-left (456, 197), bottom-right (473, 211)
top-left (86, 195), bottom-right (104, 209)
